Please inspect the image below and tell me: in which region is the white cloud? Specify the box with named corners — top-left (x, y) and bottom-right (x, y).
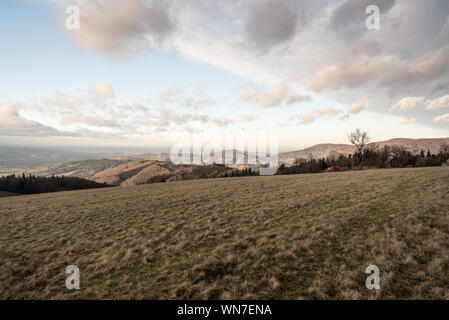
top-left (154, 109), bottom-right (189, 127)
top-left (308, 55), bottom-right (394, 92)
top-left (241, 83), bottom-right (310, 108)
top-left (258, 83), bottom-right (291, 108)
top-left (425, 94), bottom-right (449, 110)
top-left (0, 102), bottom-right (75, 137)
top-left (159, 87), bottom-right (215, 109)
top-left (299, 107), bottom-right (342, 124)
top-left (160, 87), bottom-right (184, 104)
top-left (348, 98), bottom-right (370, 115)
top-left (389, 96), bottom-right (426, 112)
top-left (91, 83), bottom-right (115, 99)
top-left (62, 115), bottom-right (119, 128)
top-left (433, 113), bottom-right (449, 123)
top-left (214, 117), bottom-right (232, 127)
top-left (243, 115), bottom-right (257, 122)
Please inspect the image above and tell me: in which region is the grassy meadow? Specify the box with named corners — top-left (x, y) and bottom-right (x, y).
top-left (1, 167), bottom-right (448, 299)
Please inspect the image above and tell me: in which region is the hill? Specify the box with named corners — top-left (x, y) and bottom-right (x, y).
top-left (90, 160), bottom-right (257, 186)
top-left (1, 167), bottom-right (448, 299)
top-left (279, 138), bottom-right (449, 164)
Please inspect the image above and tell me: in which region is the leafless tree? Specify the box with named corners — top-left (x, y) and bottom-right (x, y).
top-left (347, 129), bottom-right (370, 169)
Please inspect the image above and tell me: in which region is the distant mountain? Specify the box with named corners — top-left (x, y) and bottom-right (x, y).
top-left (0, 145), bottom-right (95, 170)
top-left (371, 138), bottom-right (449, 155)
top-left (0, 145), bottom-right (171, 173)
top-left (19, 159), bottom-right (131, 179)
top-left (279, 144), bottom-right (355, 164)
top-left (279, 138), bottom-right (449, 165)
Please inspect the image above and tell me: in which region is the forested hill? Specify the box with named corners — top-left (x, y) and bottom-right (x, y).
top-left (0, 174), bottom-right (112, 195)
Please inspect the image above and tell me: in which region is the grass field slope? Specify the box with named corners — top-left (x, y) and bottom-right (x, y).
top-left (0, 167), bottom-right (448, 299)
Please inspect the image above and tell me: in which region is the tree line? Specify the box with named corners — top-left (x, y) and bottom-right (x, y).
top-left (277, 129), bottom-right (449, 175)
top-left (0, 174), bottom-right (112, 195)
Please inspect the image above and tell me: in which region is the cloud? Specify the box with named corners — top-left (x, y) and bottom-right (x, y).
top-left (286, 94), bottom-right (311, 105)
top-left (44, 92), bottom-right (88, 110)
top-left (433, 113), bottom-right (449, 123)
top-left (68, 0), bottom-right (175, 56)
top-left (62, 115), bottom-right (120, 128)
top-left (400, 117), bottom-right (416, 125)
top-left (36, 0), bottom-right (449, 131)
top-left (0, 102), bottom-right (21, 117)
top-left (308, 55), bottom-right (394, 92)
top-left (425, 94), bottom-right (449, 110)
top-left (159, 87), bottom-right (215, 109)
top-left (214, 117), bottom-right (232, 127)
top-left (153, 109), bottom-right (214, 128)
top-left (183, 96), bottom-right (216, 109)
top-left (387, 46), bottom-right (449, 86)
top-left (245, 0), bottom-right (302, 51)
top-left (301, 112), bottom-right (316, 124)
top-left (258, 83), bottom-right (291, 107)
top-left (154, 109), bottom-right (190, 127)
top-left (243, 115), bottom-right (258, 122)
top-left (348, 98), bottom-right (370, 114)
top-left (91, 83), bottom-right (115, 99)
top-left (192, 114), bottom-right (210, 123)
top-left (240, 92), bottom-right (256, 103)
top-left (245, 83), bottom-right (310, 108)
top-left (0, 102), bottom-right (75, 137)
top-left (389, 96), bottom-right (426, 112)
top-left (330, 0), bottom-right (397, 35)
top-left (299, 107), bottom-right (343, 124)
top-left (160, 87), bottom-right (184, 104)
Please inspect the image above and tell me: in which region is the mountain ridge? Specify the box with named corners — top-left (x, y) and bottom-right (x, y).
top-left (2, 137), bottom-right (448, 178)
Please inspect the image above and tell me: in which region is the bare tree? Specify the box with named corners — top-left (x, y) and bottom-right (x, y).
top-left (347, 129), bottom-right (370, 169)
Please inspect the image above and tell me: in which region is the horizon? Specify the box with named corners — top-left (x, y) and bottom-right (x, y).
top-left (1, 135), bottom-right (448, 155)
top-left (1, 0), bottom-right (449, 152)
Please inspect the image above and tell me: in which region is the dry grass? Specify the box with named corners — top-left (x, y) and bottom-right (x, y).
top-left (1, 167), bottom-right (448, 299)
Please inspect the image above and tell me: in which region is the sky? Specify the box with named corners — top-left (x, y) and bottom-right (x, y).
top-left (0, 0), bottom-right (449, 152)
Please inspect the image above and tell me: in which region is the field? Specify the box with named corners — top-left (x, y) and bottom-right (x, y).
top-left (1, 167), bottom-right (448, 299)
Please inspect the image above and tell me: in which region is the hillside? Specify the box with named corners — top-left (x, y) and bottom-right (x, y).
top-left (1, 167), bottom-right (448, 299)
top-left (90, 160), bottom-right (256, 186)
top-left (372, 138), bottom-right (449, 154)
top-left (279, 144), bottom-right (356, 164)
top-left (279, 138), bottom-right (449, 164)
